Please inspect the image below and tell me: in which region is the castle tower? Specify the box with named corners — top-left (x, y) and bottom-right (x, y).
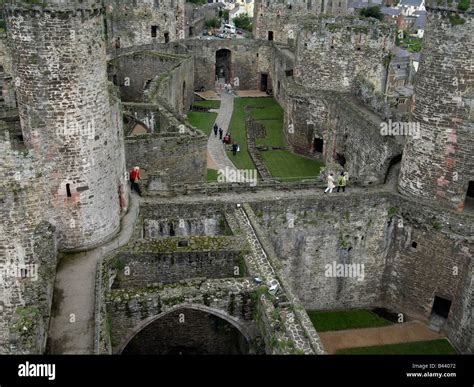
top-left (4, 0), bottom-right (128, 250)
top-left (398, 1), bottom-right (473, 211)
top-left (0, 136), bottom-right (57, 354)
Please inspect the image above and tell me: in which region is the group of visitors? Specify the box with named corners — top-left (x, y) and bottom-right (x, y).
top-left (325, 171), bottom-right (348, 193)
top-left (213, 123), bottom-right (240, 156)
top-left (223, 83), bottom-right (233, 94)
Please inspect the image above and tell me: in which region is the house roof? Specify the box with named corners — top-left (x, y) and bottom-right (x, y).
top-left (381, 6), bottom-right (401, 15)
top-left (414, 10), bottom-right (427, 29)
top-left (399, 0), bottom-right (424, 7)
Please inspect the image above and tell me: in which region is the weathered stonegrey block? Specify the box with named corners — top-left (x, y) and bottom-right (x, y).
top-left (186, 39), bottom-right (273, 90)
top-left (0, 140), bottom-right (58, 354)
top-left (5, 0), bottom-right (128, 250)
top-left (102, 278), bottom-right (258, 353)
top-left (250, 192), bottom-right (473, 353)
top-left (295, 16), bottom-right (395, 93)
top-left (125, 132), bottom-right (207, 185)
top-left (105, 0), bottom-right (186, 49)
top-left (253, 0), bottom-right (349, 44)
top-left (398, 6), bottom-right (474, 211)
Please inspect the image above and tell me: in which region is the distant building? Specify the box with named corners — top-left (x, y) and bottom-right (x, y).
top-left (397, 0), bottom-right (425, 16)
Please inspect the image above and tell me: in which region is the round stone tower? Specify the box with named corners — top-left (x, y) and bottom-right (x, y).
top-left (398, 1), bottom-right (473, 211)
top-left (5, 0), bottom-right (128, 250)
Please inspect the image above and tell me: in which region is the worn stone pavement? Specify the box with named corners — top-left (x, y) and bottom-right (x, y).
top-left (47, 194), bottom-right (140, 354)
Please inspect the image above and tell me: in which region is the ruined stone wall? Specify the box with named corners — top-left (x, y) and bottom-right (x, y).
top-left (382, 195), bottom-right (473, 354)
top-left (102, 278), bottom-right (257, 353)
top-left (272, 46), bottom-right (402, 184)
top-left (0, 139), bottom-right (57, 354)
top-left (253, 0), bottom-right (323, 44)
top-left (141, 203), bottom-right (233, 237)
top-left (398, 7), bottom-right (474, 211)
top-left (106, 237), bottom-right (245, 288)
top-left (150, 55), bottom-right (194, 115)
top-left (5, 0), bottom-right (127, 250)
top-left (122, 308), bottom-right (250, 354)
top-left (186, 39), bottom-right (272, 91)
top-left (109, 51), bottom-right (188, 103)
top-left (295, 16), bottom-right (395, 94)
top-left (304, 92), bottom-right (402, 184)
top-left (106, 0), bottom-right (186, 49)
top-left (125, 132), bottom-right (207, 185)
top-left (250, 194), bottom-right (391, 310)
top-left (250, 192), bottom-right (473, 353)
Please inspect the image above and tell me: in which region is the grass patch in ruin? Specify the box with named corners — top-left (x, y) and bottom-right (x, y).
top-left (307, 309), bottom-right (393, 332)
top-left (187, 111), bottom-right (217, 136)
top-left (192, 100), bottom-right (221, 109)
top-left (261, 150), bottom-right (324, 182)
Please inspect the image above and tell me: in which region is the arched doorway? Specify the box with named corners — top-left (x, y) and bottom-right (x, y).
top-left (215, 49), bottom-right (232, 84)
top-left (120, 305), bottom-right (251, 355)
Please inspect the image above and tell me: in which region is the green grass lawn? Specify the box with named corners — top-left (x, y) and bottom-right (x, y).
top-left (187, 111), bottom-right (217, 136)
top-left (307, 309), bottom-right (393, 332)
top-left (227, 97), bottom-right (258, 171)
top-left (255, 119), bottom-right (286, 147)
top-left (192, 100), bottom-right (221, 109)
top-left (336, 339), bottom-right (457, 355)
top-left (207, 169), bottom-right (218, 182)
top-left (228, 97), bottom-right (323, 180)
top-left (261, 150), bottom-right (324, 182)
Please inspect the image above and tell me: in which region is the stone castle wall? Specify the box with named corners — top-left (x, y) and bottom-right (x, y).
top-left (106, 0), bottom-right (186, 49)
top-left (398, 7), bottom-right (474, 211)
top-left (186, 39), bottom-right (273, 91)
top-left (106, 236), bottom-right (246, 288)
top-left (295, 16), bottom-right (395, 93)
top-left (251, 192), bottom-right (473, 353)
top-left (5, 1), bottom-right (128, 250)
top-left (0, 139), bottom-right (57, 354)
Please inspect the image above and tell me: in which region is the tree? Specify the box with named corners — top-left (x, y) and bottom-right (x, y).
top-left (360, 6), bottom-right (384, 21)
top-left (233, 14), bottom-right (253, 32)
top-left (205, 18), bottom-right (220, 29)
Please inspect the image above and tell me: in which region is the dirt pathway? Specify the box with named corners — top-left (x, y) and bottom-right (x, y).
top-left (318, 321), bottom-right (444, 354)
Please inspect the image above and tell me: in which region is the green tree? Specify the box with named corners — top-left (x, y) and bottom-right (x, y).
top-left (233, 14), bottom-right (253, 32)
top-left (360, 6), bottom-right (384, 21)
top-left (205, 18), bottom-right (220, 29)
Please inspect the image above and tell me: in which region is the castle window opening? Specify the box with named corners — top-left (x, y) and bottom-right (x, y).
top-left (268, 31), bottom-right (274, 41)
top-left (151, 26), bottom-right (158, 38)
top-left (66, 183), bottom-right (72, 198)
top-left (431, 296), bottom-right (452, 319)
top-left (313, 138), bottom-right (324, 153)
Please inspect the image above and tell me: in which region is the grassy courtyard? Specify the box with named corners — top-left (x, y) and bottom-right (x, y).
top-left (336, 339), bottom-right (457, 355)
top-left (307, 309), bottom-right (393, 332)
top-left (187, 111), bottom-right (217, 136)
top-left (192, 100), bottom-right (221, 109)
top-left (261, 151), bottom-right (324, 182)
top-left (228, 97), bottom-right (324, 179)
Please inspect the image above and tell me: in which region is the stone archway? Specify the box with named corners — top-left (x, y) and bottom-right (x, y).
top-left (116, 303), bottom-right (254, 355)
top-left (215, 49), bottom-right (232, 83)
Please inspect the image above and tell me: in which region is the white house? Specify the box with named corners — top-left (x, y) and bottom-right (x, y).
top-left (397, 0), bottom-right (425, 16)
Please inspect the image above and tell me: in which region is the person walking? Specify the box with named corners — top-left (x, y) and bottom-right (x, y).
top-left (219, 127), bottom-right (223, 140)
top-left (337, 172), bottom-right (347, 193)
top-left (232, 142), bottom-right (238, 156)
top-left (213, 123), bottom-right (218, 137)
top-left (324, 173), bottom-right (335, 193)
top-left (129, 166), bottom-right (142, 197)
